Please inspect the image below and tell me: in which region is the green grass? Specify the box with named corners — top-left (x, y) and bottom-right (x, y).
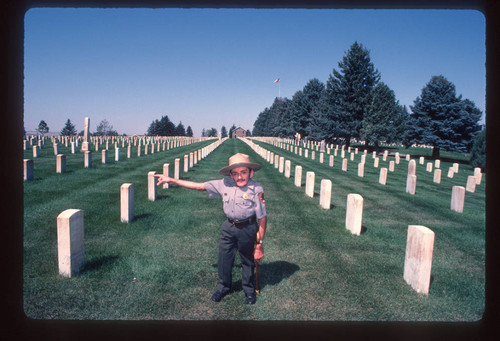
top-left (23, 138), bottom-right (485, 321)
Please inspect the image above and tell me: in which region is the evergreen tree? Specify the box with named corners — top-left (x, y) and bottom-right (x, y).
top-left (228, 124), bottom-right (237, 138)
top-left (186, 126), bottom-right (193, 137)
top-left (147, 119), bottom-right (160, 136)
top-left (325, 41), bottom-right (381, 146)
top-left (146, 115), bottom-right (176, 136)
top-left (221, 126), bottom-right (228, 138)
top-left (201, 128), bottom-right (206, 137)
top-left (469, 128), bottom-right (485, 171)
top-left (175, 121), bottom-right (186, 136)
top-left (252, 108), bottom-right (270, 136)
top-left (360, 82), bottom-right (402, 150)
top-left (269, 97), bottom-right (291, 137)
top-left (159, 116), bottom-right (176, 136)
top-left (37, 120), bottom-right (49, 135)
top-left (289, 79), bottom-right (326, 138)
top-left (390, 105), bottom-right (409, 144)
top-left (60, 119), bottom-right (77, 136)
top-left (308, 92), bottom-right (330, 141)
top-left (407, 75), bottom-right (482, 159)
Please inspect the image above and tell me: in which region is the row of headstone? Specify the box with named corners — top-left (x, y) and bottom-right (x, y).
top-left (26, 132), bottom-right (209, 151)
top-left (24, 134), bottom-right (216, 180)
top-left (253, 137), bottom-right (484, 214)
top-left (56, 138), bottom-right (227, 278)
top-left (147, 138), bottom-right (226, 202)
top-left (245, 137), bottom-right (438, 295)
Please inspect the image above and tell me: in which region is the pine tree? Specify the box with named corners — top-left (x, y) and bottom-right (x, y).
top-left (289, 78), bottom-right (326, 138)
top-left (325, 42), bottom-right (380, 146)
top-left (407, 75), bottom-right (482, 159)
top-left (229, 124), bottom-right (237, 138)
top-left (60, 119), bottom-right (77, 136)
top-left (469, 129), bottom-right (485, 170)
top-left (186, 126), bottom-right (193, 137)
top-left (253, 98), bottom-right (291, 137)
top-left (221, 126), bottom-right (228, 138)
top-left (361, 82), bottom-right (402, 150)
top-left (146, 115), bottom-right (176, 136)
top-left (175, 122), bottom-right (186, 136)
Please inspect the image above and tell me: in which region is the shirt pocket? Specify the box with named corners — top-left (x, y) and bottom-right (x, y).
top-left (235, 194), bottom-right (255, 208)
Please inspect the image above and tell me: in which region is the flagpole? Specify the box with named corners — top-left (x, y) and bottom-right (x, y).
top-left (274, 78), bottom-right (281, 99)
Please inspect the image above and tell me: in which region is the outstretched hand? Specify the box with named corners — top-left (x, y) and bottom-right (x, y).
top-left (153, 174), bottom-right (172, 186)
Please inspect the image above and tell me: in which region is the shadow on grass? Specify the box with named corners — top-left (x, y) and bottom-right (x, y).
top-left (258, 261), bottom-right (300, 291)
top-left (81, 255), bottom-right (120, 274)
top-left (132, 213), bottom-right (153, 221)
top-left (210, 260), bottom-right (300, 294)
top-left (156, 194), bottom-right (170, 200)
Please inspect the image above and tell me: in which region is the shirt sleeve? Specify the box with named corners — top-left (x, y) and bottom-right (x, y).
top-left (253, 184), bottom-right (267, 220)
top-left (204, 179), bottom-right (224, 198)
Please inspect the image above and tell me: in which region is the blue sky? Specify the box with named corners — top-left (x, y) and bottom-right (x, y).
top-left (24, 8), bottom-right (486, 136)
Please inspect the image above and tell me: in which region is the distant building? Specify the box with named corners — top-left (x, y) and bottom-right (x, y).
top-left (232, 127), bottom-right (247, 138)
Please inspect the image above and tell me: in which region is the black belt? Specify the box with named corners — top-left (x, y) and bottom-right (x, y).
top-left (227, 215), bottom-right (257, 227)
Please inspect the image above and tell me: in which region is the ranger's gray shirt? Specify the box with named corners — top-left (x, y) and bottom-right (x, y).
top-left (204, 177), bottom-right (266, 220)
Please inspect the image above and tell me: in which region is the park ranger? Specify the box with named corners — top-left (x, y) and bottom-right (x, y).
top-left (154, 153), bottom-right (267, 305)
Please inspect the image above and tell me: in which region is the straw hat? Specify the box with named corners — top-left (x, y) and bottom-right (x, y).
top-left (219, 153), bottom-right (262, 176)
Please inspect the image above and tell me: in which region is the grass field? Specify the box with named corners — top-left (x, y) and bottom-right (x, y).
top-left (23, 137), bottom-right (485, 321)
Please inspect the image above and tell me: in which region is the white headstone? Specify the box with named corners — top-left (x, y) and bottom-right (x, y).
top-left (406, 175), bottom-right (417, 195)
top-left (466, 175), bottom-right (476, 193)
top-left (408, 159), bottom-right (416, 176)
top-left (358, 162), bottom-right (365, 177)
top-left (57, 209), bottom-right (85, 277)
top-left (84, 151), bottom-right (92, 168)
top-left (148, 171), bottom-right (157, 201)
top-left (285, 160), bottom-right (291, 178)
top-left (174, 159), bottom-right (180, 179)
top-left (24, 159), bottom-right (34, 181)
top-left (433, 169), bottom-right (441, 184)
top-left (346, 194), bottom-right (363, 236)
top-left (295, 165), bottom-right (302, 187)
top-left (319, 179), bottom-right (332, 209)
top-left (342, 158), bottom-right (348, 172)
top-left (474, 168), bottom-right (482, 185)
top-left (451, 186), bottom-right (465, 213)
top-left (56, 154), bottom-right (66, 173)
top-left (305, 171), bottom-right (315, 198)
top-left (403, 225), bottom-right (434, 295)
top-left (102, 149), bottom-right (107, 164)
top-left (379, 167), bottom-right (388, 185)
top-left (163, 163), bottom-right (170, 189)
top-left (121, 183), bottom-right (134, 223)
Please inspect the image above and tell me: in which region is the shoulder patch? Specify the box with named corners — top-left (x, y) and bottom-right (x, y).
top-left (259, 192), bottom-right (265, 204)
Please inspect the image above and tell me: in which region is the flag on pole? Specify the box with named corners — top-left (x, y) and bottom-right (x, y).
top-left (273, 78), bottom-right (280, 83)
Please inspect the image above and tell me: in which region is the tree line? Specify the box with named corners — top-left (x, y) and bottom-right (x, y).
top-left (252, 41), bottom-right (484, 162)
top-left (32, 118), bottom-right (122, 137)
